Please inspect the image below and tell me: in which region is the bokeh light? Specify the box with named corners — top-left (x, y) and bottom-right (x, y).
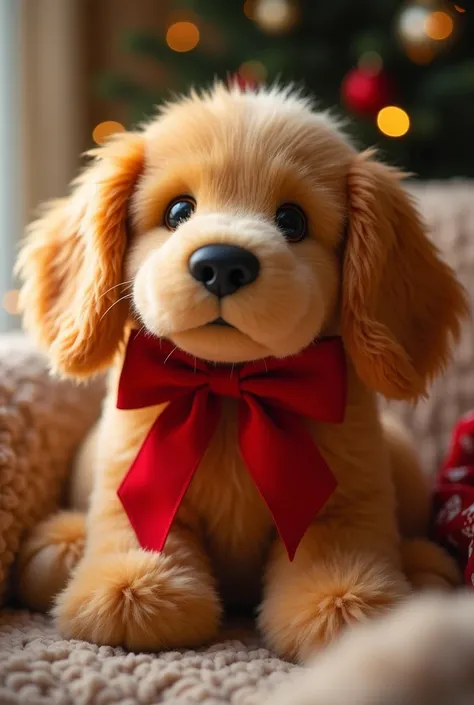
top-left (92, 121), bottom-right (125, 145)
top-left (254, 0), bottom-right (298, 34)
top-left (454, 5), bottom-right (465, 12)
top-left (243, 0), bottom-right (256, 20)
top-left (2, 290), bottom-right (20, 315)
top-left (358, 50), bottom-right (383, 75)
top-left (398, 6), bottom-right (430, 44)
top-left (405, 44), bottom-right (435, 64)
top-left (166, 21), bottom-right (200, 52)
top-left (425, 11), bottom-right (454, 40)
top-left (377, 106), bottom-right (410, 138)
top-left (239, 60), bottom-right (268, 81)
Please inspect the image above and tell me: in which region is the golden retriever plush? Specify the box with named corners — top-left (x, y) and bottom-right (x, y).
top-left (16, 84), bottom-right (467, 661)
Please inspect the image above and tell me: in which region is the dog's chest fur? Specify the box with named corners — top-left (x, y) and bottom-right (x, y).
top-left (99, 389), bottom-right (274, 607)
top-left (103, 364), bottom-right (274, 599)
top-left (182, 398), bottom-right (273, 607)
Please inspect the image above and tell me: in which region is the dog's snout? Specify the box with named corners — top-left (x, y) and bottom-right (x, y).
top-left (189, 244), bottom-right (260, 298)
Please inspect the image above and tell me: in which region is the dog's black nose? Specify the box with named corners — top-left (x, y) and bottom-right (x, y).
top-left (189, 244), bottom-right (260, 298)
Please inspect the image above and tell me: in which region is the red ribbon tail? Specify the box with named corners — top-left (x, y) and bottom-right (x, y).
top-left (239, 399), bottom-right (337, 561)
top-left (118, 391), bottom-right (220, 552)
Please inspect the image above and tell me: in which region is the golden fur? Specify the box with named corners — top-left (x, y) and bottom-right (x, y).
top-left (16, 84), bottom-right (467, 660)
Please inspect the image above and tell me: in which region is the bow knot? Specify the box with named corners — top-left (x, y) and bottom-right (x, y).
top-left (117, 331), bottom-right (347, 560)
top-left (208, 366), bottom-right (241, 398)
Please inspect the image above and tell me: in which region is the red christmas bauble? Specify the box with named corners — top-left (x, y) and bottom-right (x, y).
top-left (341, 67), bottom-right (392, 117)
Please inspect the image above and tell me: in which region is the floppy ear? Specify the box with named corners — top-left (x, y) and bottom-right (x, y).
top-left (17, 132), bottom-right (144, 378)
top-left (342, 150), bottom-right (468, 401)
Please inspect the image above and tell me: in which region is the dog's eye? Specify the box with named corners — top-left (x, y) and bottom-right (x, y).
top-left (275, 204), bottom-right (307, 243)
top-left (164, 197), bottom-right (196, 230)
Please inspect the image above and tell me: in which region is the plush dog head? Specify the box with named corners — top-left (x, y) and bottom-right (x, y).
top-left (17, 84), bottom-right (467, 400)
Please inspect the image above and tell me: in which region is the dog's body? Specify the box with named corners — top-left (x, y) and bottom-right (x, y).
top-left (69, 380), bottom-right (440, 605)
top-left (16, 85), bottom-right (466, 661)
top-left (72, 365), bottom-right (408, 609)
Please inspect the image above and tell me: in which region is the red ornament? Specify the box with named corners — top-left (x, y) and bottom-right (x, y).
top-left (341, 67), bottom-right (393, 117)
top-left (227, 71), bottom-right (260, 92)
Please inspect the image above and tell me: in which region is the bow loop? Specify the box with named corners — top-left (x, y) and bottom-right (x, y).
top-left (117, 330), bottom-right (347, 560)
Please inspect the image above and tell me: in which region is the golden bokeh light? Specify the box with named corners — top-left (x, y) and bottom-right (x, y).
top-left (239, 60), bottom-right (268, 81)
top-left (377, 106), bottom-right (410, 138)
top-left (405, 44), bottom-right (435, 64)
top-left (166, 22), bottom-right (200, 52)
top-left (254, 0), bottom-right (298, 34)
top-left (2, 290), bottom-right (20, 315)
top-left (92, 121), bottom-right (125, 145)
top-left (425, 11), bottom-right (454, 40)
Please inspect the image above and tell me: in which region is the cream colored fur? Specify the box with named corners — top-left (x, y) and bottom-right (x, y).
top-left (265, 592), bottom-right (474, 705)
top-left (15, 84), bottom-right (467, 660)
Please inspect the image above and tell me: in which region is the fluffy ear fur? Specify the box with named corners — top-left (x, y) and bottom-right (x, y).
top-left (342, 150), bottom-right (468, 401)
top-left (17, 132), bottom-right (144, 377)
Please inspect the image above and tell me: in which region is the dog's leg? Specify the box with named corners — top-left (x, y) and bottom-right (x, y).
top-left (382, 411), bottom-right (431, 538)
top-left (401, 537), bottom-right (461, 589)
top-left (52, 400), bottom-right (222, 650)
top-left (53, 494), bottom-right (222, 650)
top-left (383, 412), bottom-right (461, 589)
top-left (16, 510), bottom-right (85, 612)
top-left (258, 521), bottom-right (410, 663)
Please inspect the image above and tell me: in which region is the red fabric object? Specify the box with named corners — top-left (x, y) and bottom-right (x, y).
top-left (117, 331), bottom-right (347, 560)
top-left (433, 410), bottom-right (474, 586)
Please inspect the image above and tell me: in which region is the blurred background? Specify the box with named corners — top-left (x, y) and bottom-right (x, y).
top-left (1, 0), bottom-right (473, 331)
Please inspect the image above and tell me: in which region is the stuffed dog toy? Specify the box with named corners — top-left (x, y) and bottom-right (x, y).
top-left (16, 84), bottom-right (467, 660)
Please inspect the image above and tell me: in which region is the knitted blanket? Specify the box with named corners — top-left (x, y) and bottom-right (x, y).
top-left (0, 611), bottom-right (293, 705)
top-left (0, 181), bottom-right (473, 704)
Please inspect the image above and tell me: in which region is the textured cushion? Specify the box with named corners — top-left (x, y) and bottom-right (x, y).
top-left (385, 181), bottom-right (474, 475)
top-left (0, 334), bottom-right (103, 606)
top-left (0, 611), bottom-right (293, 705)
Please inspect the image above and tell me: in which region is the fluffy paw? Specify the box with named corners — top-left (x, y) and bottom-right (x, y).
top-left (17, 511), bottom-right (85, 612)
top-left (259, 555), bottom-right (409, 662)
top-left (53, 549), bottom-right (222, 651)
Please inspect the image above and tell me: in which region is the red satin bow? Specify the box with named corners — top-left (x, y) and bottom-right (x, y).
top-left (117, 330), bottom-right (347, 560)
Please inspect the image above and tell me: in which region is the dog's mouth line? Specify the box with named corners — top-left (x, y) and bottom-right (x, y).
top-left (208, 316), bottom-right (233, 328)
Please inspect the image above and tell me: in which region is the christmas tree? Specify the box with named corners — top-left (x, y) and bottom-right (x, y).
top-left (99, 0), bottom-right (474, 179)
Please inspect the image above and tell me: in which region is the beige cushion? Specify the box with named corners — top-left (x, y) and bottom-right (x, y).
top-left (385, 182), bottom-right (474, 475)
top-left (0, 334), bottom-right (103, 606)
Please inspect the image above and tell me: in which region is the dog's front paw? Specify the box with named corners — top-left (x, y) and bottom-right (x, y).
top-left (260, 555), bottom-right (409, 663)
top-left (54, 550), bottom-right (222, 651)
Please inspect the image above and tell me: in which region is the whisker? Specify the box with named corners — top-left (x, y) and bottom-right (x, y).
top-left (99, 280), bottom-right (133, 301)
top-left (100, 293), bottom-right (132, 322)
top-left (164, 346), bottom-right (178, 364)
top-left (263, 359), bottom-right (268, 373)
